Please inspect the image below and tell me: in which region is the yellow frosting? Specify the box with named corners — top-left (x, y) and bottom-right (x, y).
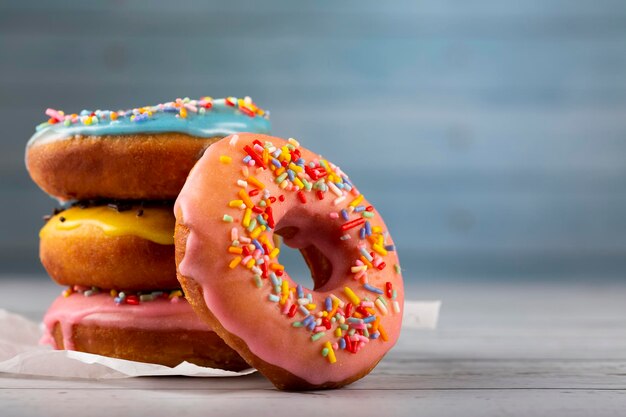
top-left (40, 206), bottom-right (174, 245)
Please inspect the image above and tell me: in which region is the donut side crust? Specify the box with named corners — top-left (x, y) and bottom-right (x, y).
top-left (40, 222), bottom-right (179, 290)
top-left (51, 321), bottom-right (250, 371)
top-left (26, 133), bottom-right (221, 200)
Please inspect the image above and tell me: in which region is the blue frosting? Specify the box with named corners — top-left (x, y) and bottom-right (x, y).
top-left (28, 97), bottom-right (271, 147)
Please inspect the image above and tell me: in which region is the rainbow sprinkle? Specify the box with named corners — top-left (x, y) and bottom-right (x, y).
top-left (36, 96), bottom-right (269, 131)
top-left (223, 137), bottom-right (401, 364)
top-left (63, 286), bottom-right (184, 305)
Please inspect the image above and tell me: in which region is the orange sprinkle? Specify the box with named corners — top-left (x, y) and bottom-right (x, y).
top-left (229, 256), bottom-right (242, 269)
top-left (238, 189), bottom-right (254, 208)
top-left (247, 175), bottom-right (265, 189)
top-left (270, 263), bottom-right (285, 271)
top-left (228, 246), bottom-right (243, 254)
top-left (378, 323), bottom-right (389, 341)
top-left (180, 107), bottom-right (187, 118)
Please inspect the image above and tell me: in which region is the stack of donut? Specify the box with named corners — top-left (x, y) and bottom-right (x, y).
top-left (26, 97), bottom-right (270, 370)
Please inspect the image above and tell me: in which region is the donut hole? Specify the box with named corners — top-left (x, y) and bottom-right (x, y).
top-left (274, 226), bottom-right (333, 291)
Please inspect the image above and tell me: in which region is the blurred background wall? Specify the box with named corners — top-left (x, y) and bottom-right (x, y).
top-left (1, 0), bottom-right (625, 282)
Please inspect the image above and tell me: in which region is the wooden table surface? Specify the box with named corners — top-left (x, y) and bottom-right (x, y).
top-left (1, 277), bottom-right (625, 416)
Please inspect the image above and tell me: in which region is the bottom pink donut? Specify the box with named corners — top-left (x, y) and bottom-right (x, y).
top-left (42, 292), bottom-right (250, 371)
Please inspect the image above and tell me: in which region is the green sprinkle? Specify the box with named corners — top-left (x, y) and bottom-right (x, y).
top-left (223, 214), bottom-right (233, 223)
top-left (377, 296), bottom-right (388, 306)
top-left (253, 275), bottom-right (262, 288)
top-left (362, 211), bottom-right (375, 218)
top-left (275, 173), bottom-right (288, 183)
top-left (292, 322), bottom-right (303, 328)
top-left (340, 324), bottom-right (349, 331)
top-left (311, 332), bottom-right (326, 341)
top-left (247, 219), bottom-right (257, 232)
top-left (394, 264), bottom-right (402, 274)
top-left (140, 294), bottom-right (154, 302)
top-left (321, 348), bottom-right (329, 357)
top-left (392, 289), bottom-right (397, 299)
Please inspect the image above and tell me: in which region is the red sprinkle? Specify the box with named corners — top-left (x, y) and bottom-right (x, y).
top-left (126, 295), bottom-right (139, 305)
top-left (305, 166), bottom-right (327, 180)
top-left (276, 270), bottom-right (284, 277)
top-left (265, 207), bottom-right (275, 228)
top-left (240, 106), bottom-right (255, 117)
top-left (366, 206), bottom-right (374, 212)
top-left (385, 282), bottom-right (393, 298)
top-left (316, 190), bottom-right (324, 200)
top-left (288, 304), bottom-right (297, 318)
top-left (322, 317), bottom-right (331, 329)
top-left (249, 189), bottom-right (260, 197)
top-left (242, 246), bottom-right (251, 257)
top-left (243, 145), bottom-right (266, 168)
top-left (278, 195), bottom-right (285, 202)
top-left (269, 196), bottom-right (277, 203)
top-left (357, 306), bottom-right (370, 316)
top-left (377, 262), bottom-right (387, 271)
top-left (345, 302), bottom-right (353, 318)
top-left (261, 262), bottom-right (269, 278)
top-left (341, 218), bottom-right (365, 231)
top-left (297, 191), bottom-right (307, 204)
top-left (252, 206), bottom-right (264, 214)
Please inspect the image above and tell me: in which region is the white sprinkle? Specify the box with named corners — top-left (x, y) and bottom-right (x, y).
top-left (229, 134), bottom-right (239, 146)
top-left (237, 180), bottom-right (248, 188)
top-left (333, 195), bottom-right (346, 206)
top-left (393, 300), bottom-right (401, 314)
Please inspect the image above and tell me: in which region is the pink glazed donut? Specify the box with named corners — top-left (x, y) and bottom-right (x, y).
top-left (174, 133), bottom-right (404, 390)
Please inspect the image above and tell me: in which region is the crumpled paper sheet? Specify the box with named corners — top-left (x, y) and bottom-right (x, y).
top-left (0, 300), bottom-right (439, 379)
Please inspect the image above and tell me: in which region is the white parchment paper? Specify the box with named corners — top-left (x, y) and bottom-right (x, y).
top-left (0, 300), bottom-right (439, 379)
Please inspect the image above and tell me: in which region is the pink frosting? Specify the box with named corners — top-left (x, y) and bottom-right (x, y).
top-left (41, 293), bottom-right (211, 350)
top-left (175, 133), bottom-right (404, 385)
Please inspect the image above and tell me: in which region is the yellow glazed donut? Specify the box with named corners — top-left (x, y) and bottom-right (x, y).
top-left (175, 134), bottom-right (404, 390)
top-left (40, 204), bottom-right (179, 291)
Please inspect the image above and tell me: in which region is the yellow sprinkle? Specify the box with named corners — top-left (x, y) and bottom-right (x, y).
top-left (281, 146), bottom-right (292, 162)
top-left (250, 226), bottom-right (263, 239)
top-left (242, 208), bottom-right (252, 228)
top-left (229, 199), bottom-right (244, 208)
top-left (228, 246), bottom-right (243, 254)
top-left (239, 189), bottom-right (254, 208)
top-left (293, 177), bottom-right (304, 189)
top-left (219, 155), bottom-right (232, 164)
top-left (349, 194), bottom-right (364, 207)
top-left (245, 258), bottom-right (256, 268)
top-left (262, 148), bottom-right (270, 165)
top-left (247, 175), bottom-right (265, 189)
top-left (229, 256), bottom-right (242, 269)
top-left (372, 226), bottom-right (383, 233)
top-left (269, 248), bottom-right (280, 259)
top-left (289, 163), bottom-right (303, 173)
top-left (324, 341), bottom-right (337, 364)
top-left (330, 294), bottom-right (345, 308)
top-left (281, 280), bottom-right (289, 296)
top-left (279, 180), bottom-right (289, 189)
top-left (334, 328), bottom-right (342, 338)
top-left (62, 288), bottom-right (73, 297)
top-left (306, 303), bottom-right (316, 310)
top-left (110, 289), bottom-right (118, 297)
top-left (344, 287), bottom-right (361, 305)
top-left (373, 244), bottom-right (388, 256)
top-left (180, 107), bottom-right (187, 118)
top-left (169, 290), bottom-right (183, 299)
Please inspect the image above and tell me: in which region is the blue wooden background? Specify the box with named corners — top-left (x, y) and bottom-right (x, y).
top-left (1, 1), bottom-right (625, 281)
